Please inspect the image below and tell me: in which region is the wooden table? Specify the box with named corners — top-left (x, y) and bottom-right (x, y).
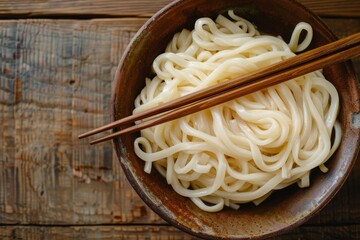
top-left (0, 1), bottom-right (359, 239)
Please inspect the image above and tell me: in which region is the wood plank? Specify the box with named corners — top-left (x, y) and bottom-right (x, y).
top-left (1, 226), bottom-right (197, 240)
top-left (0, 16), bottom-right (359, 228)
top-left (0, 0), bottom-right (359, 18)
top-left (0, 225), bottom-right (359, 240)
top-left (0, 0), bottom-right (173, 17)
top-left (0, 18), bottom-right (163, 225)
top-left (299, 0), bottom-right (360, 17)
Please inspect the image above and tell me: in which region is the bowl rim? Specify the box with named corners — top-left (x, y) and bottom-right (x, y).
top-left (111, 0), bottom-right (360, 239)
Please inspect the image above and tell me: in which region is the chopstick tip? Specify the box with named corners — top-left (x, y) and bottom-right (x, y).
top-left (78, 133), bottom-right (87, 139)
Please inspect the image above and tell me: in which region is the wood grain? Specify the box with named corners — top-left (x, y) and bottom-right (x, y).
top-left (0, 18), bottom-right (163, 225)
top-left (0, 225), bottom-right (359, 240)
top-left (0, 226), bottom-right (196, 240)
top-left (0, 0), bottom-right (359, 18)
top-left (0, 6), bottom-right (359, 240)
top-left (299, 0), bottom-right (360, 17)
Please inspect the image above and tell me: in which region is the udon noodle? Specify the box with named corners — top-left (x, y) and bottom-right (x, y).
top-left (133, 11), bottom-right (342, 212)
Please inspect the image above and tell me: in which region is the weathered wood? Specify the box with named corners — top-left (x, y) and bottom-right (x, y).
top-left (0, 13), bottom-right (359, 240)
top-left (0, 17), bottom-right (359, 225)
top-left (299, 0), bottom-right (360, 17)
top-left (0, 225), bottom-right (197, 240)
top-left (0, 225), bottom-right (359, 240)
top-left (0, 18), bottom-right (163, 225)
top-left (0, 0), bottom-right (359, 18)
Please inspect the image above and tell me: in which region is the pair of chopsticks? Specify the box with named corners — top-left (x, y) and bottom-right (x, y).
top-left (79, 32), bottom-right (360, 145)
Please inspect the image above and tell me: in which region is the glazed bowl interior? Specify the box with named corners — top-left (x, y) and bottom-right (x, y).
top-left (112, 0), bottom-right (360, 239)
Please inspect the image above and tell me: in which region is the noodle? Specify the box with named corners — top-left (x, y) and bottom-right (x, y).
top-left (133, 11), bottom-right (342, 212)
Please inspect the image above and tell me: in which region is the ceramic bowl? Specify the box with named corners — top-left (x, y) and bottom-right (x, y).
top-left (111, 0), bottom-right (360, 239)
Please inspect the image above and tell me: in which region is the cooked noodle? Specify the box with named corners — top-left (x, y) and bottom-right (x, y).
top-left (133, 11), bottom-right (342, 212)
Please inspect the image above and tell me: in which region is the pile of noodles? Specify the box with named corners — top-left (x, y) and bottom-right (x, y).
top-left (133, 10), bottom-right (341, 212)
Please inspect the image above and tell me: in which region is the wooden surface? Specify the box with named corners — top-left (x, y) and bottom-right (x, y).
top-left (0, 0), bottom-right (359, 239)
top-left (0, 0), bottom-right (359, 17)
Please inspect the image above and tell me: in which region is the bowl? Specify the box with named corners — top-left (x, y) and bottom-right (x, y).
top-left (111, 0), bottom-right (360, 239)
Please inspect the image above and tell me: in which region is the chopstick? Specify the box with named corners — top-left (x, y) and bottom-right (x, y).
top-left (79, 32), bottom-right (360, 144)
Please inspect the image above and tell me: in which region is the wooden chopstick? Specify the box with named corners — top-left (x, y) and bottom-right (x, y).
top-left (79, 32), bottom-right (360, 144)
top-left (79, 33), bottom-right (360, 140)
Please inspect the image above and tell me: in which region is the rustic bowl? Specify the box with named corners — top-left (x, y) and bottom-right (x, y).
top-left (111, 0), bottom-right (360, 239)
